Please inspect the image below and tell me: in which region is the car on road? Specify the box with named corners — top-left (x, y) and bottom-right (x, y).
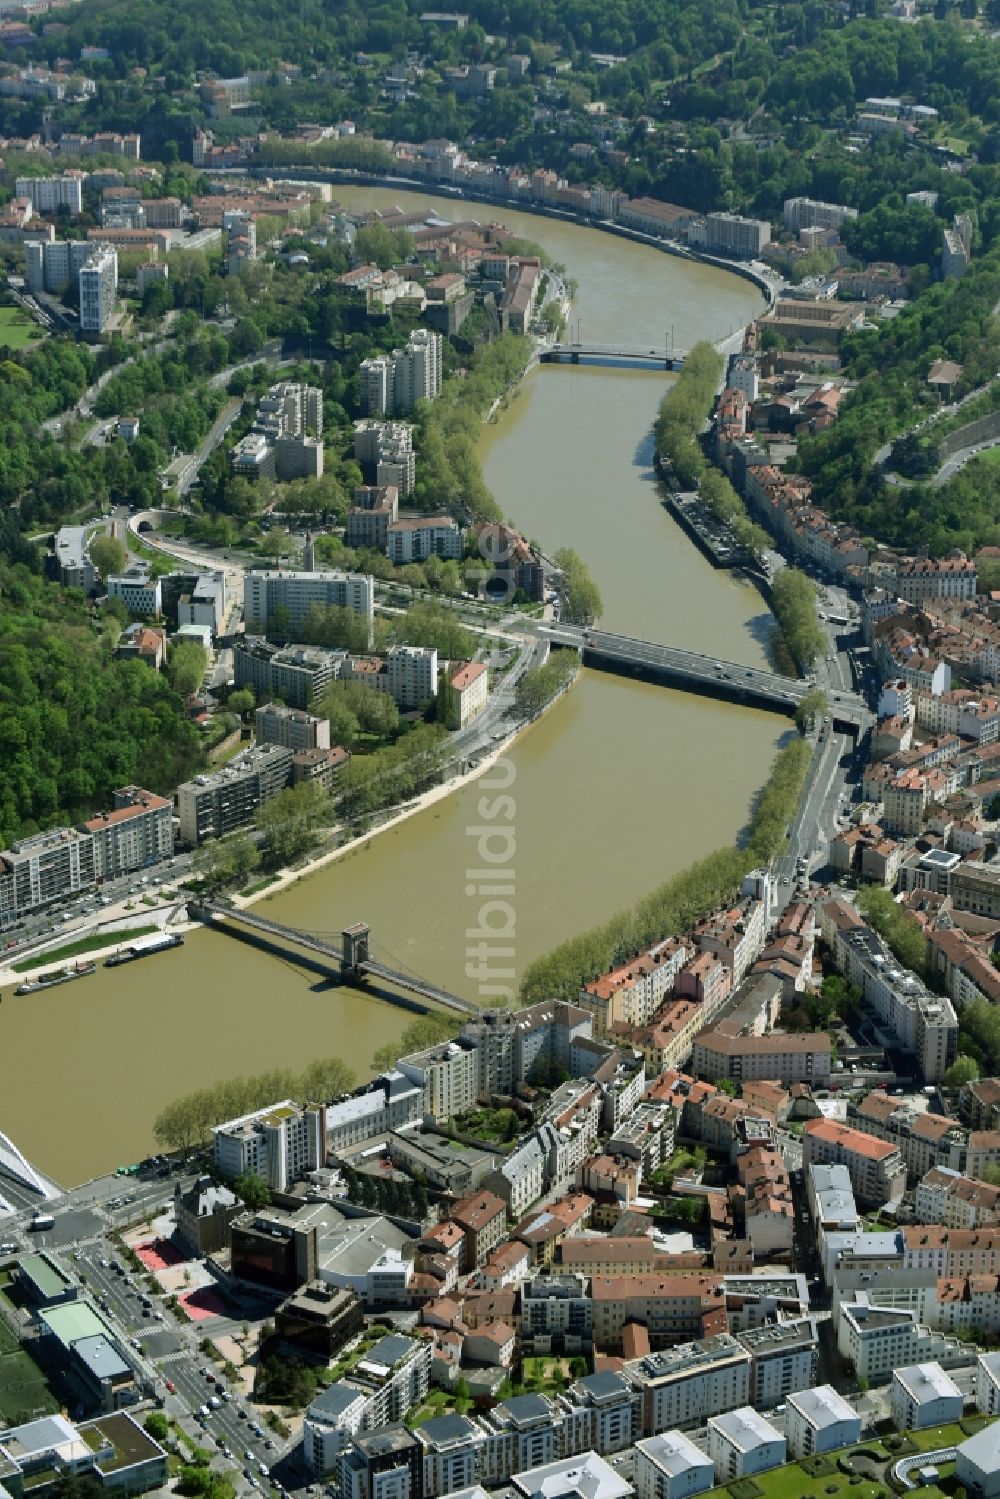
top-left (166, 1380), bottom-right (176, 1393)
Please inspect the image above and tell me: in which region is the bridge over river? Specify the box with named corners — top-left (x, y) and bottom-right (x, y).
top-left (196, 903), bottom-right (480, 1016)
top-left (540, 341), bottom-right (686, 367)
top-left (539, 623), bottom-right (872, 732)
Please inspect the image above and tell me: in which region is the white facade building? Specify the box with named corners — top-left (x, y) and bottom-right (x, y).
top-left (785, 1386), bottom-right (861, 1459)
top-left (707, 1408), bottom-right (785, 1482)
top-left (16, 172), bottom-right (83, 213)
top-left (890, 1362), bottom-right (963, 1431)
top-left (244, 570), bottom-right (375, 641)
top-left (386, 645), bottom-right (438, 708)
top-left (213, 1099), bottom-right (327, 1192)
top-left (79, 246), bottom-right (117, 333)
top-left (634, 1433), bottom-right (715, 1499)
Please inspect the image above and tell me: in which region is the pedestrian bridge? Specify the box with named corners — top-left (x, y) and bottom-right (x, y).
top-left (197, 903), bottom-right (480, 1016)
top-left (540, 624), bottom-right (871, 731)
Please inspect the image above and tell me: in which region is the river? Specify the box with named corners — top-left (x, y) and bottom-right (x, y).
top-left (0, 188), bottom-right (787, 1186)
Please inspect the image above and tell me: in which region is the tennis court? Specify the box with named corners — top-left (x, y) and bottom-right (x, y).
top-left (0, 1315), bottom-right (59, 1424)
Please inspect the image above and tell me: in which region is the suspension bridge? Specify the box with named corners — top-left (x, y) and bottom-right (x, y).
top-left (196, 902), bottom-right (479, 1015)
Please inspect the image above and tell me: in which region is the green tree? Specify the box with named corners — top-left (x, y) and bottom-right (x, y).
top-left (372, 1014), bottom-right (460, 1072)
top-left (944, 1054), bottom-right (980, 1089)
top-left (192, 830), bottom-right (262, 890)
top-left (795, 688), bottom-right (828, 733)
top-left (168, 640), bottom-right (208, 696)
top-left (256, 781), bottom-right (331, 864)
top-left (89, 534), bottom-right (128, 579)
top-left (233, 1170), bottom-right (271, 1210)
top-left (144, 1412), bottom-right (169, 1441)
top-left (553, 548), bottom-right (602, 625)
top-left (228, 687), bottom-right (255, 718)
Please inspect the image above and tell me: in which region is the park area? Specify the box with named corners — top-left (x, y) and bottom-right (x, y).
top-left (0, 1312), bottom-right (58, 1425)
top-left (704, 1422), bottom-right (996, 1499)
top-left (0, 306), bottom-right (44, 350)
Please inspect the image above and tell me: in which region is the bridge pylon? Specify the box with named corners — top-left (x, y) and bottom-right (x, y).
top-left (341, 922), bottom-right (370, 976)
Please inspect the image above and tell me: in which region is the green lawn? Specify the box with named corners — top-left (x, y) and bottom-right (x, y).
top-left (0, 305), bottom-right (43, 349)
top-left (0, 1322), bottom-right (59, 1425)
top-left (705, 1461), bottom-right (886, 1499)
top-left (12, 925), bottom-right (159, 971)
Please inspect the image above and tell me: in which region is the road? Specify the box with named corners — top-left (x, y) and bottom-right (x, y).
top-left (537, 622), bottom-right (870, 724)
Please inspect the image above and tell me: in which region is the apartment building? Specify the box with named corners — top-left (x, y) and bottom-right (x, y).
top-left (890, 1362), bottom-right (962, 1430)
top-left (444, 661), bottom-right (489, 729)
top-left (346, 484), bottom-right (399, 549)
top-left (782, 197), bottom-right (858, 233)
top-left (803, 1119), bottom-right (906, 1206)
top-left (176, 743), bottom-right (293, 845)
top-left (882, 556), bottom-right (977, 604)
top-left (0, 826), bottom-right (96, 927)
top-left (952, 862), bottom-right (1000, 920)
top-left (825, 911), bottom-right (958, 1082)
top-left (848, 1094), bottom-right (966, 1182)
top-left (213, 1099), bottom-right (327, 1192)
top-left (234, 639), bottom-right (345, 710)
top-left (579, 939), bottom-right (690, 1033)
top-left (254, 703), bottom-right (330, 753)
top-left (785, 1386), bottom-right (860, 1459)
top-left (919, 1169), bottom-right (1000, 1228)
top-left (398, 1036), bottom-right (480, 1120)
top-left (837, 1294), bottom-right (964, 1383)
top-left (353, 420), bottom-right (417, 495)
top-left (976, 1350), bottom-right (1000, 1416)
top-left (107, 566), bottom-right (161, 618)
top-left (386, 515), bottom-right (463, 564)
top-left (741, 1319), bottom-right (817, 1406)
top-left (16, 171), bottom-right (84, 213)
top-left (520, 1274), bottom-right (593, 1355)
top-left (689, 212), bottom-right (771, 259)
top-left (244, 570), bottom-right (374, 641)
top-left (486, 1133), bottom-right (546, 1219)
top-left (628, 1000), bottom-right (704, 1077)
top-left (81, 785), bottom-right (173, 880)
top-left (591, 1274), bottom-right (728, 1353)
top-left (633, 1432), bottom-right (715, 1499)
top-left (302, 1334), bottom-right (431, 1475)
top-left (386, 645), bottom-right (439, 709)
top-left (79, 246), bottom-right (118, 333)
top-left (360, 329), bottom-right (443, 416)
top-left (692, 1029), bottom-right (831, 1086)
top-left (624, 1335), bottom-right (753, 1434)
top-left (449, 1192), bottom-right (508, 1270)
top-left (49, 525), bottom-right (96, 591)
top-left (708, 1408), bottom-right (785, 1482)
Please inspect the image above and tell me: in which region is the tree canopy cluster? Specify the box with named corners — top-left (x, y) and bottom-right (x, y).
top-left (858, 884), bottom-right (927, 974)
top-left (0, 567), bottom-right (203, 847)
top-left (653, 342), bottom-right (722, 489)
top-left (515, 650), bottom-right (578, 716)
top-left (152, 1055), bottom-right (356, 1149)
top-left (798, 249), bottom-right (1000, 555)
top-left (553, 548), bottom-right (602, 626)
top-left (770, 568), bottom-right (825, 672)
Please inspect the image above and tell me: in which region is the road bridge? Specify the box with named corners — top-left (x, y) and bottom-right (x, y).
top-left (198, 903), bottom-right (479, 1016)
top-left (540, 623), bottom-right (871, 732)
top-left (540, 342), bottom-right (685, 367)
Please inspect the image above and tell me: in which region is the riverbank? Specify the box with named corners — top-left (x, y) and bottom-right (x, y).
top-left (0, 655), bottom-right (578, 992)
top-left (245, 164), bottom-right (780, 306)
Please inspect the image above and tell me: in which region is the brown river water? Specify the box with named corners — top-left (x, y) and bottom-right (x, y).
top-left (0, 187), bottom-right (786, 1185)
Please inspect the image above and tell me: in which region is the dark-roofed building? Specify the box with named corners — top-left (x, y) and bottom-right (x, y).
top-left (174, 1175), bottom-right (240, 1257)
top-left (275, 1281), bottom-right (364, 1359)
